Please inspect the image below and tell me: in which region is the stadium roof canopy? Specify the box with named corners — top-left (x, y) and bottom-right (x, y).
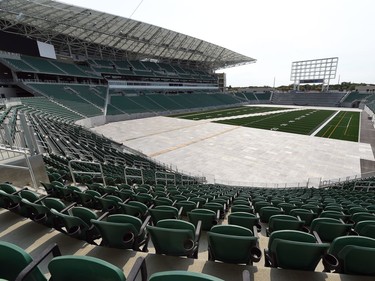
top-left (0, 0), bottom-right (256, 70)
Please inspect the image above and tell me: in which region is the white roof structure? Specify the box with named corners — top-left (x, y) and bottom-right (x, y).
top-left (0, 0), bottom-right (256, 70)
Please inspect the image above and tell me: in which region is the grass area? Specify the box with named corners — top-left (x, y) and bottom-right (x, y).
top-left (171, 106), bottom-right (289, 120)
top-left (315, 111), bottom-right (359, 142)
top-left (215, 109), bottom-right (336, 135)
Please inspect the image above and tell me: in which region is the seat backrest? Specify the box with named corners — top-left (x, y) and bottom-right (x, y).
top-left (20, 190), bottom-right (40, 202)
top-left (348, 206), bottom-right (368, 215)
top-left (278, 203), bottom-right (296, 214)
top-left (70, 206), bottom-right (98, 225)
top-left (268, 230), bottom-right (316, 248)
top-left (310, 218), bottom-right (352, 242)
top-left (354, 220), bottom-right (375, 239)
top-left (203, 202), bottom-right (223, 212)
top-left (269, 214), bottom-right (298, 222)
top-left (320, 210), bottom-right (347, 220)
top-left (228, 212), bottom-right (259, 230)
top-left (0, 183), bottom-right (17, 193)
top-left (188, 209), bottom-right (217, 231)
top-left (351, 212), bottom-right (375, 223)
top-left (253, 201), bottom-right (271, 212)
top-left (149, 270), bottom-right (224, 281)
top-left (91, 219), bottom-right (138, 249)
top-left (154, 197), bottom-right (174, 206)
top-left (21, 198), bottom-right (50, 219)
top-left (329, 236), bottom-right (375, 256)
top-left (289, 208), bottom-right (316, 226)
top-left (127, 201), bottom-right (148, 212)
top-left (43, 197), bottom-right (66, 212)
top-left (270, 238), bottom-right (329, 271)
top-left (231, 204), bottom-right (253, 213)
top-left (337, 245), bottom-right (375, 276)
top-left (210, 225), bottom-right (253, 236)
top-left (207, 229), bottom-right (258, 264)
top-left (48, 255), bottom-right (126, 281)
top-left (259, 206), bottom-right (283, 223)
top-left (51, 208), bottom-right (89, 234)
top-left (268, 215), bottom-right (304, 232)
top-left (107, 214), bottom-right (142, 230)
top-left (0, 241), bottom-right (46, 281)
top-left (157, 219), bottom-right (195, 233)
top-left (146, 225), bottom-right (195, 256)
top-left (175, 201), bottom-right (196, 212)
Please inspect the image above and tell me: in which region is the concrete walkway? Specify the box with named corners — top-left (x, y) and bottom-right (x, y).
top-left (92, 106), bottom-right (374, 186)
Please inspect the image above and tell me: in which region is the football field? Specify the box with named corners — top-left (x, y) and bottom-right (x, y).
top-left (173, 106), bottom-right (360, 142)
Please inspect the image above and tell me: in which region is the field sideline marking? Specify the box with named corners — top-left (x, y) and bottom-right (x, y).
top-left (174, 106), bottom-right (260, 119)
top-left (328, 111), bottom-right (347, 138)
top-left (310, 111), bottom-right (340, 136)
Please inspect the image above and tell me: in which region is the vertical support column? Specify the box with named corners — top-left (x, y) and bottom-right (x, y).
top-left (104, 83), bottom-right (110, 116)
top-left (19, 113), bottom-right (38, 155)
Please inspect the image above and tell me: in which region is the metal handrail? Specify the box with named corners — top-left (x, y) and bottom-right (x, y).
top-left (68, 159), bottom-right (106, 186)
top-left (155, 171), bottom-right (176, 186)
top-left (124, 166), bottom-right (144, 185)
top-left (0, 145), bottom-right (37, 188)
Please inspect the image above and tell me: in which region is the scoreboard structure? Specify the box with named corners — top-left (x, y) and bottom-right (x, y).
top-left (290, 57), bottom-right (338, 92)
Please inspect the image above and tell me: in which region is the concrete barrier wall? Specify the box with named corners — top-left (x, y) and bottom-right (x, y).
top-left (0, 154), bottom-right (49, 188)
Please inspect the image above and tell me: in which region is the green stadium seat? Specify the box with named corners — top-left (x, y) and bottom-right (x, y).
top-left (0, 241), bottom-right (61, 281)
top-left (207, 225), bottom-right (261, 265)
top-left (47, 255), bottom-right (145, 281)
top-left (264, 230), bottom-right (334, 271)
top-left (146, 219), bottom-right (201, 258)
top-left (91, 214), bottom-right (150, 251)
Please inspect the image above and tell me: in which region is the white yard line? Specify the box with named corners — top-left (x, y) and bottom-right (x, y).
top-left (310, 111), bottom-right (340, 136)
top-left (344, 116), bottom-right (352, 136)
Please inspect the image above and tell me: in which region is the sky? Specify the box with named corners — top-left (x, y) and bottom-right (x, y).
top-left (61, 0), bottom-right (375, 87)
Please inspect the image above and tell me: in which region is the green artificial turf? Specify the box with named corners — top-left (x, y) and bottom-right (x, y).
top-left (215, 109), bottom-right (336, 135)
top-left (315, 111), bottom-right (359, 142)
top-left (171, 106), bottom-right (288, 120)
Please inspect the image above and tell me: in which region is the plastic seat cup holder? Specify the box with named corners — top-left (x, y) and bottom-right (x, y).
top-left (322, 253), bottom-right (339, 271)
top-left (250, 246), bottom-right (262, 263)
top-left (134, 212), bottom-right (141, 218)
top-left (183, 239), bottom-right (195, 251)
top-left (68, 225), bottom-right (81, 237)
top-left (34, 213), bottom-right (47, 223)
top-left (256, 223), bottom-right (262, 232)
top-left (122, 232), bottom-right (135, 244)
top-left (107, 205), bottom-right (116, 213)
top-left (9, 202), bottom-right (20, 211)
top-left (84, 199), bottom-right (92, 205)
